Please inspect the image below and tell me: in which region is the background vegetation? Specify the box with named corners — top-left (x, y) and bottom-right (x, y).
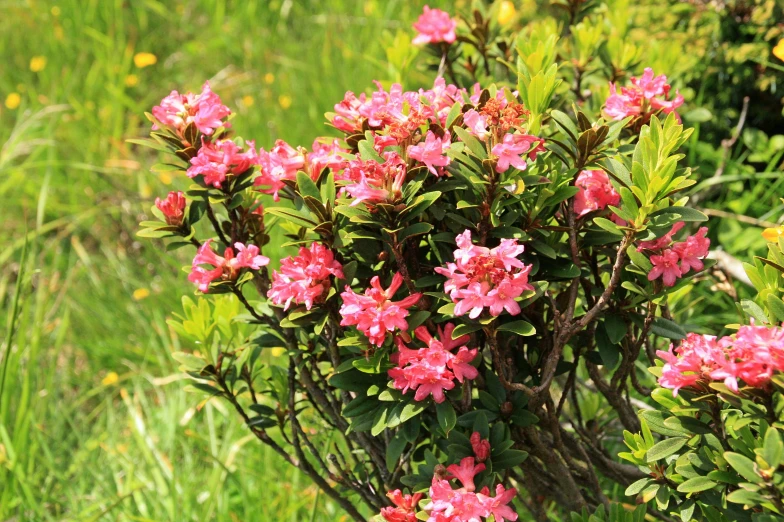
top-left (0, 0), bottom-right (781, 520)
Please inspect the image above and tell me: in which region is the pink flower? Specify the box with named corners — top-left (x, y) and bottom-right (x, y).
top-left (388, 323), bottom-right (478, 403)
top-left (155, 191), bottom-right (186, 225)
top-left (268, 242), bottom-right (344, 310)
top-left (657, 333), bottom-right (723, 395)
top-left (435, 230), bottom-right (534, 318)
top-left (408, 131), bottom-right (451, 176)
top-left (447, 457), bottom-right (486, 492)
top-left (152, 82), bottom-right (230, 137)
top-left (647, 249), bottom-right (681, 287)
top-left (412, 6), bottom-right (457, 45)
top-left (341, 153), bottom-right (407, 207)
top-left (673, 227), bottom-right (710, 275)
top-left (463, 109), bottom-right (489, 140)
top-left (188, 239), bottom-right (269, 292)
top-left (419, 78), bottom-right (465, 127)
top-left (478, 485), bottom-right (519, 522)
top-left (637, 222), bottom-right (686, 251)
top-left (573, 170), bottom-right (620, 217)
top-left (188, 139), bottom-right (259, 188)
top-left (306, 138), bottom-right (348, 177)
top-left (491, 134), bottom-right (543, 173)
top-left (604, 68), bottom-right (684, 123)
top-left (470, 432), bottom-right (490, 462)
top-left (709, 324), bottom-right (784, 392)
top-left (339, 273), bottom-right (422, 346)
top-left (254, 140), bottom-right (306, 201)
top-left (381, 490), bottom-right (423, 522)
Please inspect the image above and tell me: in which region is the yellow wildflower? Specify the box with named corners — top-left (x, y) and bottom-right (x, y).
top-left (133, 288), bottom-right (151, 300)
top-left (264, 73), bottom-right (275, 84)
top-left (133, 52), bottom-right (157, 68)
top-left (4, 93), bottom-right (21, 110)
top-left (241, 95), bottom-right (254, 107)
top-left (278, 95), bottom-right (292, 110)
top-left (102, 372), bottom-right (119, 386)
top-left (762, 226), bottom-right (784, 242)
top-left (30, 56), bottom-right (47, 72)
top-left (125, 74), bottom-right (139, 87)
top-left (773, 40), bottom-right (784, 62)
top-left (270, 347), bottom-right (286, 357)
top-left (497, 0), bottom-right (516, 26)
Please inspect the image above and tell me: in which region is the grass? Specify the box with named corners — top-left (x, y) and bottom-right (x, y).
top-left (0, 0), bottom-right (781, 520)
top-left (0, 1), bottom-right (451, 520)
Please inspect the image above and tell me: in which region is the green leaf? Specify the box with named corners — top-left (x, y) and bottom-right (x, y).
top-left (452, 323), bottom-right (483, 339)
top-left (677, 476), bottom-right (716, 493)
top-left (400, 222), bottom-right (433, 240)
top-left (358, 139), bottom-right (385, 163)
top-left (651, 317), bottom-right (687, 340)
top-left (596, 322), bottom-right (620, 369)
top-left (762, 428), bottom-right (782, 469)
top-left (453, 127), bottom-right (488, 159)
top-left (496, 320), bottom-right (536, 336)
top-left (646, 437), bottom-right (687, 462)
top-left (296, 171), bottom-right (321, 201)
top-left (766, 294), bottom-right (784, 322)
top-left (386, 432), bottom-right (407, 472)
top-left (604, 314), bottom-right (627, 344)
top-left (723, 452), bottom-right (762, 483)
top-left (436, 401), bottom-right (457, 435)
top-left (625, 477), bottom-right (653, 496)
top-left (726, 488), bottom-right (765, 505)
top-left (648, 206), bottom-right (708, 224)
top-left (682, 108), bottom-right (713, 123)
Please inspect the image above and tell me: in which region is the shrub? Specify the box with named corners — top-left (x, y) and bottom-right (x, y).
top-left (134, 2), bottom-right (784, 521)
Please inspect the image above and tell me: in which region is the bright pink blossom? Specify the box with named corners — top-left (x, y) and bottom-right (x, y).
top-left (470, 432), bottom-right (491, 462)
top-left (491, 134), bottom-right (544, 173)
top-left (188, 239), bottom-right (269, 292)
top-left (604, 68), bottom-right (684, 122)
top-left (413, 6), bottom-right (457, 45)
top-left (408, 131), bottom-right (451, 176)
top-left (425, 457), bottom-right (519, 522)
top-left (254, 139), bottom-right (306, 201)
top-left (152, 82), bottom-right (230, 137)
top-left (155, 191), bottom-right (186, 225)
top-left (658, 325), bottom-right (784, 395)
top-left (306, 138), bottom-right (348, 177)
top-left (339, 273), bottom-right (422, 346)
top-left (388, 323), bottom-right (478, 403)
top-left (381, 490), bottom-right (423, 522)
top-left (637, 222), bottom-right (686, 251)
top-left (647, 249), bottom-right (681, 287)
top-left (188, 139), bottom-right (258, 188)
top-left (573, 170), bottom-right (620, 217)
top-left (657, 333), bottom-right (723, 395)
top-left (341, 153), bottom-right (407, 206)
top-left (673, 227), bottom-right (710, 275)
top-left (267, 242), bottom-right (344, 310)
top-left (435, 230), bottom-right (534, 318)
top-left (463, 109), bottom-right (489, 140)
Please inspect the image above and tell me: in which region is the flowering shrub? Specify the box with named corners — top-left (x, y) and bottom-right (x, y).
top-left (133, 3), bottom-right (784, 521)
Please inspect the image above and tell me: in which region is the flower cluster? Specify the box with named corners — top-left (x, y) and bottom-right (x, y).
top-left (188, 239), bottom-right (269, 292)
top-left (470, 432), bottom-right (490, 462)
top-left (339, 273), bottom-right (422, 346)
top-left (388, 324), bottom-right (478, 403)
top-left (604, 68), bottom-right (684, 123)
top-left (155, 191), bottom-right (186, 225)
top-left (425, 457), bottom-right (518, 522)
top-left (436, 230), bottom-right (534, 318)
top-left (658, 324), bottom-right (784, 395)
top-left (573, 170), bottom-right (620, 217)
top-left (152, 82), bottom-right (230, 137)
top-left (188, 139), bottom-right (258, 188)
top-left (267, 242), bottom-right (344, 310)
top-left (254, 140), bottom-right (306, 201)
top-left (412, 6), bottom-right (457, 45)
top-left (341, 153), bottom-right (408, 207)
top-left (381, 490), bottom-right (423, 522)
top-left (639, 223), bottom-right (710, 287)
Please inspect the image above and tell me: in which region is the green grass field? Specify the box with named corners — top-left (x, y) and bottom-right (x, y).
top-left (1, 1), bottom-right (782, 520)
top-left (0, 1), bottom-right (451, 520)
